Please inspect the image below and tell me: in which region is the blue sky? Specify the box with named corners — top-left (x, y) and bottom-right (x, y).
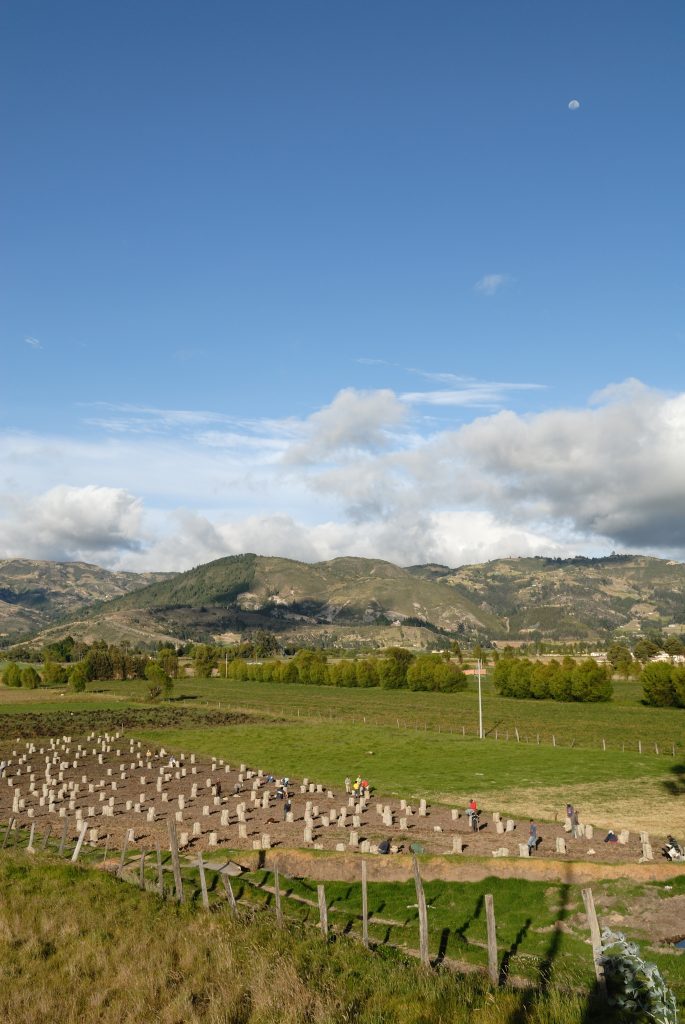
top-left (2, 2), bottom-right (684, 570)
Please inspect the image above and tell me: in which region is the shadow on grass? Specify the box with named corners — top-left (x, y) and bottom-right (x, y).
top-left (498, 917), bottom-right (531, 985)
top-left (454, 893), bottom-right (484, 942)
top-left (502, 864), bottom-right (622, 1024)
top-left (662, 763), bottom-right (685, 797)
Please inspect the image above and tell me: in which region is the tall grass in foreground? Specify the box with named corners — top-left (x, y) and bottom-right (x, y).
top-left (0, 853), bottom-right (614, 1024)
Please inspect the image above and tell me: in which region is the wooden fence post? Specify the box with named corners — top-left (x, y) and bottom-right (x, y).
top-left (274, 866), bottom-right (283, 926)
top-left (71, 822), bottom-right (89, 863)
top-left (2, 817), bottom-right (16, 849)
top-left (27, 822), bottom-right (36, 852)
top-left (139, 850), bottom-right (147, 890)
top-left (221, 873), bottom-right (238, 914)
top-left (317, 883), bottom-right (328, 939)
top-left (412, 855), bottom-right (430, 968)
top-left (167, 818), bottom-right (184, 903)
top-left (58, 817), bottom-right (69, 857)
top-left (41, 824), bottom-right (52, 852)
top-left (484, 893), bottom-right (498, 985)
top-left (197, 851), bottom-right (209, 909)
top-left (117, 831), bottom-right (129, 877)
top-left (155, 840), bottom-right (164, 896)
top-left (361, 859), bottom-right (369, 948)
top-left (581, 887), bottom-right (607, 999)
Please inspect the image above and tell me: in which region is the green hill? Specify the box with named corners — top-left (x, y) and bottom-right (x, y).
top-left (34, 553), bottom-right (499, 649)
top-left (0, 558), bottom-right (173, 643)
top-left (7, 551), bottom-right (685, 650)
top-left (407, 554), bottom-right (685, 641)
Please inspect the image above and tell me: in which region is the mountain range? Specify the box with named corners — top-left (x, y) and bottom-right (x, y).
top-left (1, 552), bottom-right (684, 650)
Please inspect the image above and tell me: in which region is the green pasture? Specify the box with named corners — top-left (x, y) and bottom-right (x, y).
top-left (2, 826), bottom-right (683, 1010)
top-left (2, 670), bottom-right (683, 753)
top-left (0, 851), bottom-right (636, 1024)
top-left (101, 674), bottom-right (684, 753)
top-left (133, 719), bottom-right (678, 811)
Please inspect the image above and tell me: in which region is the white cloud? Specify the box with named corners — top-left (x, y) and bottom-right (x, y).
top-left (2, 380), bottom-right (685, 571)
top-left (402, 381), bottom-right (544, 407)
top-left (0, 485), bottom-right (143, 562)
top-left (24, 336), bottom-right (42, 349)
top-left (474, 274), bottom-right (509, 296)
top-left (283, 388), bottom-right (408, 464)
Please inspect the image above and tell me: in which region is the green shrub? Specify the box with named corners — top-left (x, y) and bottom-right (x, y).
top-left (69, 663), bottom-right (88, 692)
top-left (600, 928), bottom-right (678, 1023)
top-left (21, 666), bottom-right (41, 689)
top-left (642, 662), bottom-right (685, 708)
top-left (42, 660), bottom-right (69, 687)
top-left (1, 662), bottom-right (22, 687)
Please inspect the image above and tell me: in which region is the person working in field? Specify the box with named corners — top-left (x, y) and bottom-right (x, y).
top-left (467, 799), bottom-right (479, 831)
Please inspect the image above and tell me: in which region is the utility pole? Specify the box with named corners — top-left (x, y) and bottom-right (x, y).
top-left (477, 658), bottom-right (484, 739)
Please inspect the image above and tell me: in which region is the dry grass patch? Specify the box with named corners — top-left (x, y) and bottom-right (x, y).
top-left (495, 778), bottom-right (685, 834)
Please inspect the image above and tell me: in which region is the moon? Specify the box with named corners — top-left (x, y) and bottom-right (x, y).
top-left (568, 99), bottom-right (581, 110)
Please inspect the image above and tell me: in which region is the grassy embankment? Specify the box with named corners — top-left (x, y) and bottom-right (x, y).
top-left (2, 848), bottom-right (682, 1024)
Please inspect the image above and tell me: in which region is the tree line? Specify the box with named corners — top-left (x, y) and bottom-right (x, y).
top-left (1, 638), bottom-right (178, 700)
top-left (492, 654), bottom-right (613, 702)
top-left (218, 647), bottom-right (468, 693)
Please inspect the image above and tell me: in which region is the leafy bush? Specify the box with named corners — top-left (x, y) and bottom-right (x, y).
top-left (642, 663), bottom-right (685, 708)
top-left (42, 660), bottom-right (69, 687)
top-left (600, 928), bottom-right (678, 1023)
top-left (145, 660), bottom-right (173, 699)
top-left (21, 666), bottom-right (41, 689)
top-left (1, 662), bottom-right (22, 687)
top-left (69, 663), bottom-right (88, 692)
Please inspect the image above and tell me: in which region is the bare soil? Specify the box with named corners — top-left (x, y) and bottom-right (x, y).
top-left (2, 732), bottom-right (679, 874)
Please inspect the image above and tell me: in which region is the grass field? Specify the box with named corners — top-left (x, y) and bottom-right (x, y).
top-left (104, 673), bottom-right (685, 753)
top-left (1, 849), bottom-right (682, 1023)
top-left (4, 666), bottom-right (684, 752)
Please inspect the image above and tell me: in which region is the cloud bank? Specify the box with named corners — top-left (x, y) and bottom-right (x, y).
top-left (1, 379), bottom-right (683, 571)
